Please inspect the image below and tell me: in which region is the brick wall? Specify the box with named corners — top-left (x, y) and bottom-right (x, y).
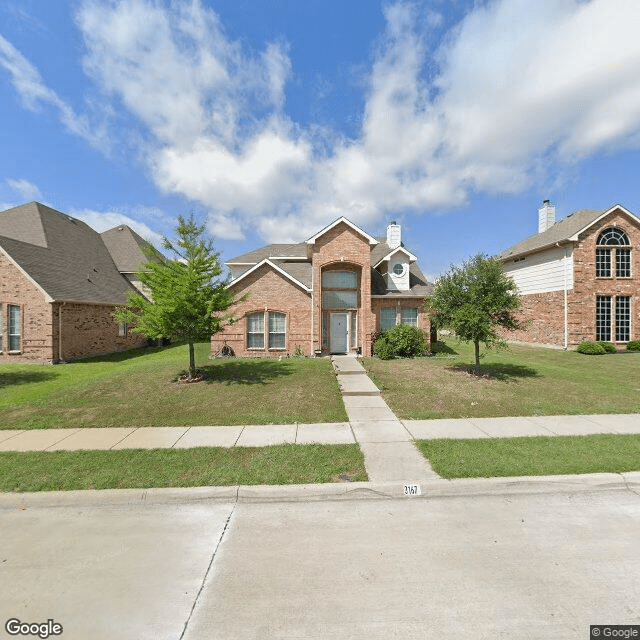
top-left (505, 290), bottom-right (567, 347)
top-left (312, 222), bottom-right (374, 354)
top-left (371, 297), bottom-right (431, 350)
top-left (212, 265), bottom-right (312, 357)
top-left (54, 302), bottom-right (147, 361)
top-left (0, 253), bottom-right (54, 361)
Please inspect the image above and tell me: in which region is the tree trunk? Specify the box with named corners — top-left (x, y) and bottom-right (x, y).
top-left (474, 340), bottom-right (481, 375)
top-left (188, 341), bottom-right (196, 380)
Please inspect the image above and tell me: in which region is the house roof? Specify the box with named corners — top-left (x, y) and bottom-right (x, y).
top-left (498, 204), bottom-right (640, 260)
top-left (100, 224), bottom-right (161, 273)
top-left (227, 242), bottom-right (308, 264)
top-left (371, 262), bottom-right (434, 297)
top-left (371, 238), bottom-right (418, 267)
top-left (305, 217), bottom-right (378, 245)
top-left (229, 259), bottom-right (312, 292)
top-left (0, 202), bottom-right (138, 304)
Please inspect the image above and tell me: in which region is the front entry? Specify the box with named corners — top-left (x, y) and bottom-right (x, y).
top-left (330, 313), bottom-right (349, 354)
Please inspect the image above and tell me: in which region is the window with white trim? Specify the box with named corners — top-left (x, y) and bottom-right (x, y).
top-left (247, 311), bottom-right (287, 349)
top-left (380, 307), bottom-right (396, 331)
top-left (596, 228), bottom-right (632, 278)
top-left (268, 312), bottom-right (286, 349)
top-left (401, 307), bottom-right (418, 327)
top-left (9, 305), bottom-right (21, 352)
top-left (616, 296), bottom-right (631, 342)
top-left (247, 312), bottom-right (265, 348)
top-left (596, 296), bottom-right (611, 341)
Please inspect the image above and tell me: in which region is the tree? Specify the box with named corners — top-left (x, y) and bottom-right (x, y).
top-left (114, 214), bottom-right (237, 380)
top-left (427, 254), bottom-right (522, 375)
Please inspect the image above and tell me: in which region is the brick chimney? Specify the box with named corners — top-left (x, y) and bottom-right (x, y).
top-left (538, 200), bottom-right (556, 233)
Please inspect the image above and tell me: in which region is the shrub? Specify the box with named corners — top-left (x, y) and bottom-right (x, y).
top-left (626, 340), bottom-right (640, 352)
top-left (373, 325), bottom-right (427, 360)
top-left (596, 341), bottom-right (618, 353)
top-left (576, 341), bottom-right (606, 355)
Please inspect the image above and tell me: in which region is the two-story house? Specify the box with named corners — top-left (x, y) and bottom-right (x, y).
top-left (212, 217), bottom-right (433, 357)
top-left (499, 202), bottom-right (640, 348)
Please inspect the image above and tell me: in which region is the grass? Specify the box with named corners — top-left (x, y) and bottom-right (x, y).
top-left (0, 444), bottom-right (367, 492)
top-left (0, 342), bottom-right (348, 429)
top-left (363, 338), bottom-right (640, 419)
top-left (416, 434), bottom-right (640, 479)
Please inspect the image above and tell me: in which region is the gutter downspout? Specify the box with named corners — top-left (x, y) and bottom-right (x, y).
top-left (557, 243), bottom-right (569, 350)
top-left (311, 270), bottom-right (315, 356)
top-left (58, 302), bottom-right (66, 363)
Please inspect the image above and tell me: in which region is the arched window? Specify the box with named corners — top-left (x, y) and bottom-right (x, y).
top-left (596, 228), bottom-right (631, 278)
top-left (597, 228), bottom-right (630, 245)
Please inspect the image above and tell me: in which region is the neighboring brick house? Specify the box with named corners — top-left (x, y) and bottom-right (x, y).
top-left (212, 217), bottom-right (433, 357)
top-left (0, 202), bottom-right (155, 362)
top-left (499, 202), bottom-right (640, 349)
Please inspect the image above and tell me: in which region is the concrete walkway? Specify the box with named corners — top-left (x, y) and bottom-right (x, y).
top-left (332, 355), bottom-right (440, 482)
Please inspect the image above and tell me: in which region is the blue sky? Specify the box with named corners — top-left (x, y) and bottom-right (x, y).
top-left (2, 0), bottom-right (640, 279)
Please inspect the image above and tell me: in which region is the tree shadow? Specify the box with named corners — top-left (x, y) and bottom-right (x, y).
top-left (0, 370), bottom-right (59, 389)
top-left (447, 363), bottom-right (539, 381)
top-left (200, 359), bottom-right (295, 385)
top-left (430, 341), bottom-right (459, 356)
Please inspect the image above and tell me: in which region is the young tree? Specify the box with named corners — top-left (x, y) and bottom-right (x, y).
top-left (427, 254), bottom-right (522, 375)
top-left (114, 214), bottom-right (237, 380)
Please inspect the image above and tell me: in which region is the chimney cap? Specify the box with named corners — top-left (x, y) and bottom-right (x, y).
top-left (543, 199), bottom-right (550, 205)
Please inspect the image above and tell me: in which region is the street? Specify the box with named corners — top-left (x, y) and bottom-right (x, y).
top-left (1, 485), bottom-right (639, 639)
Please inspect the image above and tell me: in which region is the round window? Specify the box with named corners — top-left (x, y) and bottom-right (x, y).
top-left (392, 263), bottom-right (405, 276)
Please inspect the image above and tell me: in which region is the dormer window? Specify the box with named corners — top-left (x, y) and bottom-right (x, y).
top-left (392, 263), bottom-right (405, 276)
top-left (596, 228), bottom-right (631, 278)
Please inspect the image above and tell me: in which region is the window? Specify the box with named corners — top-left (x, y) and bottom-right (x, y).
top-left (616, 296), bottom-right (631, 342)
top-left (322, 271), bottom-right (357, 289)
top-left (268, 312), bottom-right (286, 349)
top-left (380, 307), bottom-right (396, 331)
top-left (350, 313), bottom-right (357, 348)
top-left (596, 228), bottom-right (631, 278)
top-left (247, 311), bottom-right (287, 349)
top-left (9, 305), bottom-right (21, 352)
top-left (392, 263), bottom-right (405, 276)
top-left (616, 249), bottom-right (631, 278)
top-left (596, 296), bottom-right (611, 341)
top-left (322, 270), bottom-right (358, 310)
top-left (247, 312), bottom-right (264, 348)
top-left (595, 248), bottom-right (611, 278)
top-left (118, 323), bottom-right (128, 337)
top-left (401, 307), bottom-right (418, 327)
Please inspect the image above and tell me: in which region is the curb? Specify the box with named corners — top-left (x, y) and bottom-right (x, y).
top-left (1, 472), bottom-right (638, 508)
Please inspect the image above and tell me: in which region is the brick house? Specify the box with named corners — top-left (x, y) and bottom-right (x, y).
top-left (499, 202), bottom-right (640, 348)
top-left (212, 217), bottom-right (433, 357)
top-left (0, 202), bottom-right (154, 362)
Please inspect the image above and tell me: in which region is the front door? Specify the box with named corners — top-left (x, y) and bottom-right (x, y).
top-left (330, 313), bottom-right (349, 353)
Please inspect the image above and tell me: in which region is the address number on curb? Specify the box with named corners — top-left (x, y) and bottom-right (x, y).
top-left (404, 484), bottom-right (422, 496)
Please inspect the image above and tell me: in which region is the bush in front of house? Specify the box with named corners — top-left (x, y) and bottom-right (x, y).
top-left (576, 341), bottom-right (606, 355)
top-left (626, 340), bottom-right (640, 352)
top-left (373, 325), bottom-right (428, 360)
top-left (596, 341), bottom-right (618, 353)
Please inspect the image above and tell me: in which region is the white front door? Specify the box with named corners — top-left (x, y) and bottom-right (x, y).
top-left (330, 313), bottom-right (349, 353)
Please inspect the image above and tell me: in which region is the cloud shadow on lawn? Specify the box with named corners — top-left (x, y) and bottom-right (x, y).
top-left (201, 359), bottom-right (295, 385)
top-left (447, 363), bottom-right (540, 381)
top-left (0, 370), bottom-right (59, 389)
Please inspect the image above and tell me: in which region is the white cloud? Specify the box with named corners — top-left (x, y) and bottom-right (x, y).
top-left (0, 34), bottom-right (107, 150)
top-left (71, 208), bottom-right (164, 247)
top-left (6, 178), bottom-right (42, 201)
top-left (18, 0), bottom-right (640, 244)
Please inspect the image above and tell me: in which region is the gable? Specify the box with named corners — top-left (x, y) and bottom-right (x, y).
top-left (229, 259), bottom-right (312, 292)
top-left (305, 217), bottom-right (378, 246)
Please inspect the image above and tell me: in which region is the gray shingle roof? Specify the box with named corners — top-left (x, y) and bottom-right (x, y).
top-left (100, 225), bottom-right (160, 273)
top-left (0, 202), bottom-right (138, 304)
top-left (270, 260), bottom-right (313, 289)
top-left (371, 263), bottom-right (434, 297)
top-left (227, 243), bottom-right (308, 263)
top-left (498, 209), bottom-right (603, 259)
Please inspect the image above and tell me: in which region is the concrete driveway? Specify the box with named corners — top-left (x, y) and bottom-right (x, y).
top-left (1, 485), bottom-right (639, 640)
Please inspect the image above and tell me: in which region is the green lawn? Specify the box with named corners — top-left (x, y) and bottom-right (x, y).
top-left (0, 444), bottom-right (367, 492)
top-left (416, 434), bottom-right (640, 478)
top-left (363, 339), bottom-right (640, 419)
top-left (0, 343), bottom-right (347, 429)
